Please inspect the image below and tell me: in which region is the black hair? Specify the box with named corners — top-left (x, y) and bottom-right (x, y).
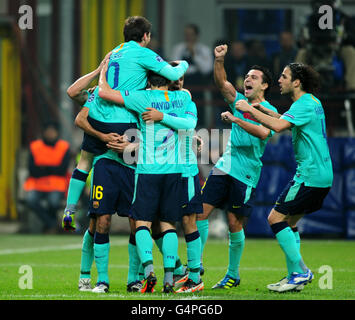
top-left (287, 62), bottom-right (321, 93)
top-left (185, 23), bottom-right (200, 36)
top-left (123, 16), bottom-right (152, 42)
top-left (249, 65), bottom-right (273, 96)
top-left (147, 71), bottom-right (170, 87)
top-left (43, 120), bottom-right (60, 132)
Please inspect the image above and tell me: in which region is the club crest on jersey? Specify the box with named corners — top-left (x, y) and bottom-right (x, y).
top-left (88, 93), bottom-right (95, 103)
top-left (93, 201), bottom-right (100, 209)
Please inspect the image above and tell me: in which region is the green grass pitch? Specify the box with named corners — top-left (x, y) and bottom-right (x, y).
top-left (0, 234), bottom-right (354, 300)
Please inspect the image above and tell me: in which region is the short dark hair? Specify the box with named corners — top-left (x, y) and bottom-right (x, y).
top-left (185, 23), bottom-right (200, 36)
top-left (147, 71), bottom-right (170, 87)
top-left (250, 65), bottom-right (273, 96)
top-left (123, 16), bottom-right (152, 42)
top-left (43, 120), bottom-right (60, 132)
top-left (287, 62), bottom-right (320, 93)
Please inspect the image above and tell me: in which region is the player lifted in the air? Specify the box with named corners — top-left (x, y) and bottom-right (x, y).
top-left (64, 16), bottom-right (189, 293)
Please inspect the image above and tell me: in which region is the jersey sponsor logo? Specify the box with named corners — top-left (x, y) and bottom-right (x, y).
top-left (242, 112), bottom-right (258, 123)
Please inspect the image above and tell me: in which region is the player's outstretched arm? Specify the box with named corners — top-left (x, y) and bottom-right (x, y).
top-left (67, 51), bottom-right (112, 106)
top-left (98, 60), bottom-right (125, 105)
top-left (214, 45), bottom-right (236, 104)
top-left (235, 100), bottom-right (291, 133)
top-left (252, 103), bottom-right (282, 119)
top-left (221, 111), bottom-right (271, 140)
top-left (156, 60), bottom-right (189, 81)
top-left (142, 107), bottom-right (197, 130)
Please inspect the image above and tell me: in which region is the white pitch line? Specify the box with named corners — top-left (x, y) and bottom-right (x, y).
top-left (0, 240), bottom-right (127, 256)
top-left (2, 293), bottom-right (233, 300)
top-left (0, 262), bottom-right (354, 273)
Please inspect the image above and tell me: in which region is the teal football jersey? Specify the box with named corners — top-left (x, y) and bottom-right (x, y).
top-left (215, 92), bottom-right (277, 188)
top-left (281, 93), bottom-right (333, 187)
top-left (122, 89), bottom-right (192, 174)
top-left (85, 41), bottom-right (170, 123)
top-left (180, 101), bottom-right (199, 178)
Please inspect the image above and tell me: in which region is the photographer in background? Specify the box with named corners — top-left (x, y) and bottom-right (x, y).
top-left (296, 0), bottom-right (355, 91)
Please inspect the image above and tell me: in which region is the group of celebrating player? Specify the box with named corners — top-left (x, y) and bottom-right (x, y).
top-left (61, 15), bottom-right (333, 295)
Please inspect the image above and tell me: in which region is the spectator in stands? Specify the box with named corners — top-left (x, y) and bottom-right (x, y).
top-left (245, 40), bottom-right (272, 72)
top-left (23, 121), bottom-right (71, 233)
top-left (171, 23), bottom-right (213, 126)
top-left (225, 41), bottom-right (248, 91)
top-left (296, 0), bottom-right (355, 90)
top-left (147, 33), bottom-right (164, 58)
top-left (272, 31), bottom-right (298, 82)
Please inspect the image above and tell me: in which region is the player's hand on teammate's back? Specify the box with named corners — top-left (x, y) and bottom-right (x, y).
top-left (87, 86), bottom-right (97, 95)
top-left (142, 108), bottom-right (163, 122)
top-left (98, 51), bottom-right (112, 71)
top-left (100, 132), bottom-right (122, 143)
top-left (106, 135), bottom-right (131, 153)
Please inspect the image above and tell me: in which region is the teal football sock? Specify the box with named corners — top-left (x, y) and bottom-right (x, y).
top-left (271, 222), bottom-right (307, 275)
top-left (66, 169), bottom-right (89, 209)
top-left (94, 232), bottom-right (110, 284)
top-left (292, 227), bottom-right (301, 252)
top-left (226, 230), bottom-right (245, 280)
top-left (162, 230), bottom-right (178, 285)
top-left (135, 227), bottom-right (154, 278)
top-left (285, 227), bottom-right (301, 278)
top-left (127, 233), bottom-right (141, 284)
top-left (174, 258), bottom-right (185, 276)
top-left (79, 229), bottom-right (94, 279)
top-left (185, 231), bottom-right (201, 283)
top-left (196, 219), bottom-right (209, 258)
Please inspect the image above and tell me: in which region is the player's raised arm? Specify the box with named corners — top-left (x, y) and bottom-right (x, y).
top-left (98, 60), bottom-right (125, 105)
top-left (67, 51), bottom-right (112, 106)
top-left (214, 45), bottom-right (237, 104)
